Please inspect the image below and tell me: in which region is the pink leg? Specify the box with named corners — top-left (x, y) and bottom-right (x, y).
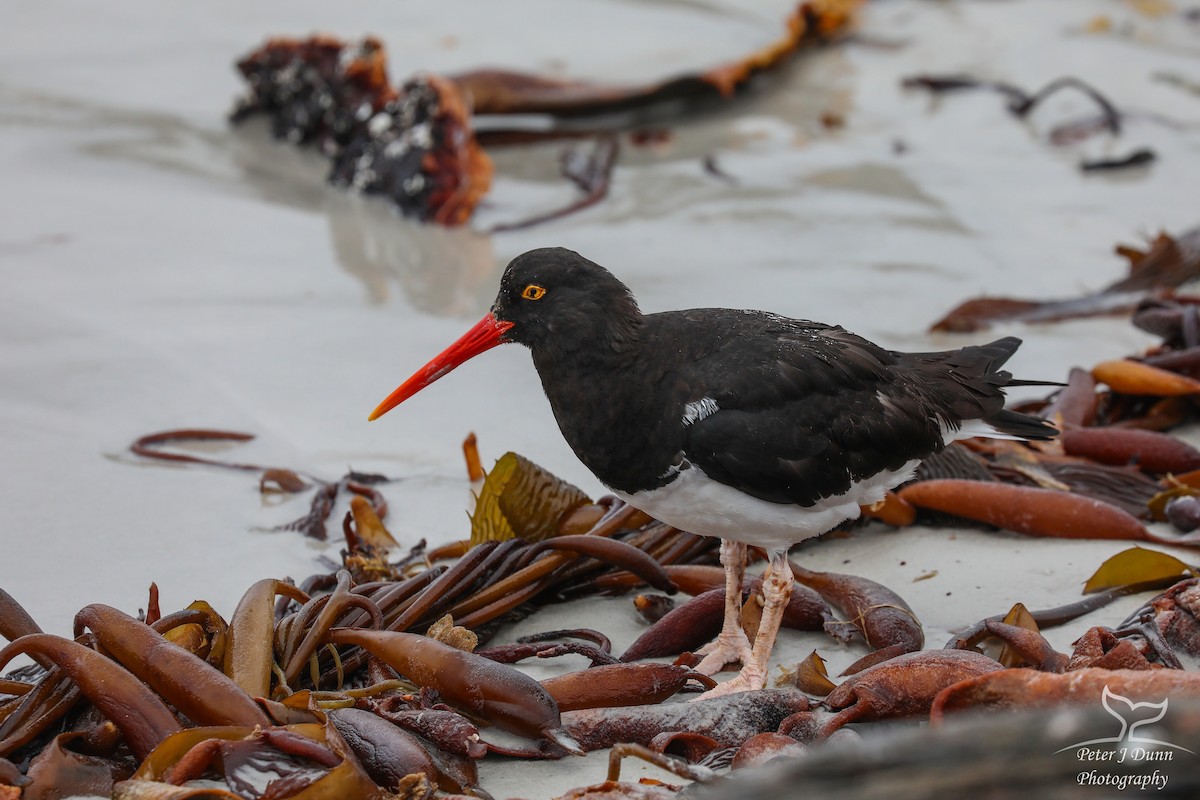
top-left (698, 549), bottom-right (793, 698)
top-left (693, 540), bottom-right (752, 675)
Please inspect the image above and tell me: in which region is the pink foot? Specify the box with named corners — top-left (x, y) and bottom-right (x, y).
top-left (694, 664), bottom-right (768, 700)
top-left (693, 627), bottom-right (753, 676)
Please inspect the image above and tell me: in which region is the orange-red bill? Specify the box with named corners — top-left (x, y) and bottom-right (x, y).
top-left (368, 313), bottom-right (515, 421)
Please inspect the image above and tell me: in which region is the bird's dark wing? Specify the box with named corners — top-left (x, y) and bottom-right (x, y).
top-left (679, 321), bottom-right (947, 507)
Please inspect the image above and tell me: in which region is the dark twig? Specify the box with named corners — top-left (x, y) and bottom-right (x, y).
top-left (487, 135), bottom-right (619, 232)
top-left (1007, 76), bottom-right (1122, 136)
top-left (903, 73), bottom-right (1125, 143)
top-left (1080, 148), bottom-right (1156, 173)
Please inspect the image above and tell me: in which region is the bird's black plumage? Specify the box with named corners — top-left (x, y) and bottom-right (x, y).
top-left (369, 246), bottom-right (1061, 696)
top-left (493, 247), bottom-right (1056, 507)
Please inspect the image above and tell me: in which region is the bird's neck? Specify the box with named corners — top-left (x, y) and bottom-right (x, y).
top-left (531, 318), bottom-right (686, 494)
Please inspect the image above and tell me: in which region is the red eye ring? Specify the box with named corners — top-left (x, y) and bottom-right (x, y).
top-left (522, 284), bottom-right (547, 301)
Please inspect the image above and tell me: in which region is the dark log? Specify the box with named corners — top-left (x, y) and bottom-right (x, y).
top-left (694, 702), bottom-right (1200, 799)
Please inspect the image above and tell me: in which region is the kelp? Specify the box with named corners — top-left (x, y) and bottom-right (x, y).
top-left (452, 1), bottom-right (861, 120)
top-left (228, 2), bottom-right (865, 226)
top-left (470, 452), bottom-right (594, 545)
top-left (1083, 547), bottom-right (1197, 594)
top-left (930, 225), bottom-right (1200, 332)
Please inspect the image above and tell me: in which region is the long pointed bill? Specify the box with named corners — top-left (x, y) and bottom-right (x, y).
top-left (368, 313), bottom-right (515, 421)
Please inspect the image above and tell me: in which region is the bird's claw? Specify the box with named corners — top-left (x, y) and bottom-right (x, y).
top-left (694, 665), bottom-right (768, 700)
top-left (693, 628), bottom-right (753, 676)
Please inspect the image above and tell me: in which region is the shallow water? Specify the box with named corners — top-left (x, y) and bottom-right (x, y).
top-left (2, 0), bottom-right (1200, 796)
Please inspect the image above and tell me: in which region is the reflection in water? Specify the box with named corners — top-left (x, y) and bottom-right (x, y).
top-left (0, 29), bottom-right (865, 322)
top-left (324, 191), bottom-right (498, 313)
top-left (0, 84), bottom-right (502, 318)
top-left (225, 121), bottom-right (493, 315)
top-left (228, 121), bottom-right (502, 315)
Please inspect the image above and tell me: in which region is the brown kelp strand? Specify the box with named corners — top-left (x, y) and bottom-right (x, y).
top-left (444, 504), bottom-right (646, 623)
top-left (324, 628), bottom-right (583, 755)
top-left (789, 563), bottom-right (924, 664)
top-left (898, 479), bottom-right (1152, 541)
top-left (326, 708), bottom-right (442, 793)
top-left (930, 226), bottom-right (1200, 332)
top-left (0, 668), bottom-right (81, 757)
top-left (521, 628), bottom-right (612, 653)
top-left (129, 429), bottom-right (263, 472)
top-left (1081, 148), bottom-right (1157, 172)
top-left (386, 542), bottom-right (503, 632)
top-left (541, 664), bottom-right (714, 712)
top-left (1061, 426), bottom-right (1200, 474)
top-left (368, 701), bottom-right (488, 761)
top-left (819, 650), bottom-right (1004, 737)
top-left (980, 620), bottom-right (1070, 673)
top-left (280, 571), bottom-right (384, 688)
top-left (526, 535), bottom-right (678, 595)
top-left (1094, 357), bottom-right (1200, 396)
top-left (1040, 367), bottom-right (1099, 427)
top-left (621, 588), bottom-right (726, 662)
top-left (349, 568), bottom-right (445, 632)
top-left (225, 579), bottom-right (310, 699)
top-left (476, 640), bottom-right (618, 668)
top-left (947, 586), bottom-right (1156, 650)
top-left (275, 482), bottom-right (339, 541)
top-left (930, 668), bottom-right (1200, 722)
top-left (0, 635), bottom-right (182, 761)
top-left (475, 628), bottom-right (616, 667)
top-left (73, 605), bottom-right (269, 730)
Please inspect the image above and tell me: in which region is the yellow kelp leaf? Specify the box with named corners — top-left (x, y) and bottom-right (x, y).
top-left (1083, 546), bottom-right (1196, 594)
top-left (179, 600), bottom-right (228, 668)
top-left (997, 602), bottom-right (1039, 668)
top-left (470, 452), bottom-right (591, 545)
top-left (348, 495), bottom-right (398, 551)
top-left (1000, 602), bottom-right (1038, 631)
top-left (777, 649), bottom-right (837, 697)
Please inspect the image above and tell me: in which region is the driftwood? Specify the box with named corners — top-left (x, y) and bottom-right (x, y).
top-left (694, 702), bottom-right (1200, 799)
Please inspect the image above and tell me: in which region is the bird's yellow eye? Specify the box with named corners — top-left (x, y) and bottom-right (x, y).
top-left (522, 284), bottom-right (547, 301)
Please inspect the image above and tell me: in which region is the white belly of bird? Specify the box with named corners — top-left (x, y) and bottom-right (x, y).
top-left (611, 458), bottom-right (920, 551)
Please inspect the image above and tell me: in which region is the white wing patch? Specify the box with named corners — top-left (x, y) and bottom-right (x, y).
top-left (942, 420), bottom-right (1028, 444)
top-left (682, 397), bottom-right (719, 426)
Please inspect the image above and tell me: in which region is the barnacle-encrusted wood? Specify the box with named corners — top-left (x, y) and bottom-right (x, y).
top-left (230, 35), bottom-right (396, 153)
top-left (231, 37), bottom-right (492, 226)
top-left (329, 74), bottom-right (493, 226)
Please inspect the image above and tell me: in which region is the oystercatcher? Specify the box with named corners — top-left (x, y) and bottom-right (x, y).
top-left (369, 248), bottom-right (1057, 695)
